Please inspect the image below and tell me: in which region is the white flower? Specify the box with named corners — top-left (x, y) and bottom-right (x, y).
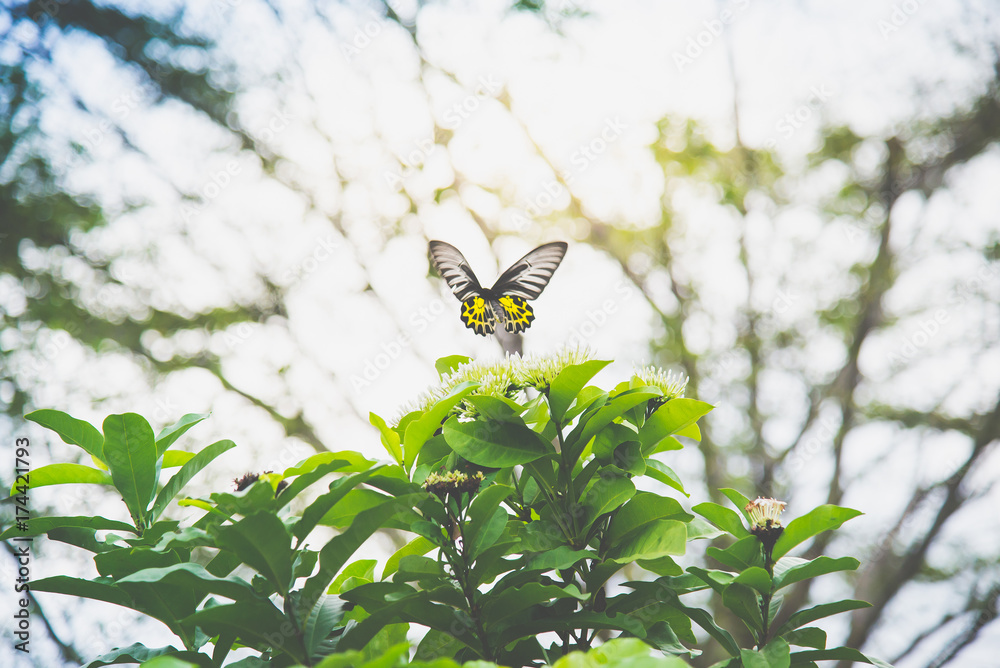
top-left (633, 365), bottom-right (688, 400)
top-left (745, 497), bottom-right (787, 529)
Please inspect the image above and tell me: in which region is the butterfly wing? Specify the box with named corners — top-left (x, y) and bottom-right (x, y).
top-left (491, 241), bottom-right (568, 300)
top-left (429, 240), bottom-right (484, 301)
top-left (497, 295), bottom-right (535, 333)
top-left (460, 295), bottom-right (496, 336)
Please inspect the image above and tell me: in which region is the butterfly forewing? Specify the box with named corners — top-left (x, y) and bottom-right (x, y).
top-left (429, 241), bottom-right (484, 302)
top-left (491, 241), bottom-right (568, 300)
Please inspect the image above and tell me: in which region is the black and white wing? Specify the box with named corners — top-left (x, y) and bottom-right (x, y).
top-left (491, 242), bottom-right (568, 300)
top-left (429, 240), bottom-right (483, 301)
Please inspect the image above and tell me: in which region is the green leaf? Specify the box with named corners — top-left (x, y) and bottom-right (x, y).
top-left (581, 474), bottom-right (636, 526)
top-left (393, 555), bottom-right (446, 583)
top-left (706, 535), bottom-right (763, 571)
top-left (550, 638), bottom-right (691, 668)
top-left (211, 512), bottom-right (293, 597)
top-left (26, 409), bottom-right (104, 461)
top-left (547, 359), bottom-right (611, 423)
top-left (382, 536), bottom-right (436, 580)
top-left (719, 488), bottom-right (752, 521)
top-left (723, 582), bottom-right (763, 636)
top-left (775, 600), bottom-right (871, 635)
top-left (415, 629), bottom-right (464, 663)
top-left (693, 502), bottom-right (751, 538)
top-left (591, 423), bottom-right (640, 463)
top-left (435, 355), bottom-right (470, 378)
top-left (302, 594), bottom-right (348, 660)
top-left (606, 519), bottom-right (687, 563)
top-left (329, 559), bottom-right (377, 595)
top-left (0, 515), bottom-right (136, 541)
top-left (8, 463), bottom-right (112, 495)
top-left (102, 413), bottom-right (158, 527)
top-left (117, 562), bottom-right (256, 602)
top-left (742, 638), bottom-right (790, 668)
top-left (607, 492), bottom-right (693, 546)
top-left (295, 470), bottom-right (384, 541)
top-left (150, 440), bottom-right (236, 523)
top-left (784, 627), bottom-right (827, 649)
top-left (303, 493), bottom-right (425, 604)
top-left (790, 648), bottom-right (893, 667)
top-left (620, 580), bottom-right (740, 657)
top-left (81, 643), bottom-right (207, 668)
top-left (499, 610), bottom-right (645, 647)
top-left (482, 582), bottom-right (588, 629)
top-left (403, 381), bottom-right (479, 470)
top-left (338, 584), bottom-right (482, 654)
top-left (318, 488), bottom-right (392, 530)
top-left (526, 546), bottom-right (598, 571)
top-left (442, 416), bottom-right (552, 467)
top-left (567, 389), bottom-right (662, 450)
top-left (465, 484), bottom-right (513, 560)
top-left (183, 600), bottom-right (306, 663)
top-left (637, 399), bottom-right (713, 453)
top-left (644, 459), bottom-right (688, 496)
top-left (32, 575), bottom-right (133, 608)
top-left (155, 413), bottom-right (210, 458)
top-left (277, 458), bottom-right (356, 509)
top-left (562, 387), bottom-right (609, 423)
top-left (773, 556), bottom-right (860, 590)
top-left (135, 657), bottom-right (202, 668)
top-left (772, 505), bottom-right (863, 560)
top-left (465, 394), bottom-right (525, 422)
top-left (282, 451), bottom-right (375, 477)
top-left (734, 567), bottom-right (772, 596)
top-left (162, 451), bottom-right (195, 468)
top-left (370, 412), bottom-right (403, 465)
top-left (675, 422), bottom-right (701, 441)
top-left (688, 567), bottom-right (735, 596)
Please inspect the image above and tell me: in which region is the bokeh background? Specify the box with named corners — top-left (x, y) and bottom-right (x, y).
top-left (2, 0), bottom-right (1000, 666)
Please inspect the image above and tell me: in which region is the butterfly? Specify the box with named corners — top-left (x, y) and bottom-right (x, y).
top-left (429, 240), bottom-right (568, 336)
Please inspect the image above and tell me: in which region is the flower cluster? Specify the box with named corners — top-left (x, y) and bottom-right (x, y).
top-left (422, 470), bottom-right (485, 499)
top-left (396, 347), bottom-right (595, 422)
top-left (634, 365), bottom-right (688, 400)
top-left (746, 497), bottom-right (786, 557)
top-left (514, 346), bottom-right (593, 390)
top-left (746, 497), bottom-right (786, 529)
top-left (232, 471), bottom-right (288, 496)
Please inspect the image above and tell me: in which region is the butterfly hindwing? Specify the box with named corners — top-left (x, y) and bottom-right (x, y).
top-left (498, 295), bottom-right (535, 333)
top-left (460, 296), bottom-right (496, 336)
top-left (430, 240), bottom-right (567, 337)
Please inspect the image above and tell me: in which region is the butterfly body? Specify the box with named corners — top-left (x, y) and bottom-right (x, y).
top-left (430, 240), bottom-right (567, 336)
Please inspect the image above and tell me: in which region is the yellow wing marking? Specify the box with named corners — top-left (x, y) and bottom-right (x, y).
top-left (460, 296), bottom-right (495, 336)
top-left (498, 295), bottom-right (535, 334)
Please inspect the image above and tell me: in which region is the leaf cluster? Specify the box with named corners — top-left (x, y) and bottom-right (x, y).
top-left (1, 355), bottom-right (891, 668)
